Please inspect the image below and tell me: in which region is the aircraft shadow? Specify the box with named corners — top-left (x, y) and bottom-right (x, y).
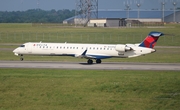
top-left (79, 63), bottom-right (100, 65)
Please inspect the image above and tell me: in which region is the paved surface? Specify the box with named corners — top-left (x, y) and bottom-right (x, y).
top-left (0, 61), bottom-right (179, 70)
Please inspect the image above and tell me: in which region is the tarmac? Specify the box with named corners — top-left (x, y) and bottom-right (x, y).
top-left (0, 61), bottom-right (179, 70)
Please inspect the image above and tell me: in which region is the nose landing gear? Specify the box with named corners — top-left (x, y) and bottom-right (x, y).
top-left (20, 54), bottom-right (24, 61)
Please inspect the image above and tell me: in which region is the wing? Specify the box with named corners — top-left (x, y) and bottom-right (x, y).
top-left (74, 49), bottom-right (108, 59)
top-left (74, 49), bottom-right (95, 59)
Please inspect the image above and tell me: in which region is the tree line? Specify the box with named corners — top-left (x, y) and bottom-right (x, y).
top-left (0, 9), bottom-right (75, 23)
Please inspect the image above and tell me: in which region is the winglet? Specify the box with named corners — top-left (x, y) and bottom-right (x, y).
top-left (139, 31), bottom-right (164, 48)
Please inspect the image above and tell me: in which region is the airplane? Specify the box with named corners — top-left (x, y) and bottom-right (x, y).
top-left (13, 31), bottom-right (164, 64)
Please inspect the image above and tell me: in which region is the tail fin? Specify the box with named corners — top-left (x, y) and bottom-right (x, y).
top-left (139, 31), bottom-right (164, 48)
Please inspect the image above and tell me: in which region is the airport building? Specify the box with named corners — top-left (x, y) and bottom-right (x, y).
top-left (164, 11), bottom-right (180, 22)
top-left (88, 18), bottom-right (126, 27)
top-left (63, 10), bottom-right (180, 27)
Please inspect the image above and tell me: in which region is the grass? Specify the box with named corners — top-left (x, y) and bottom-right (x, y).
top-left (0, 24), bottom-right (180, 110)
top-left (0, 69), bottom-right (180, 110)
top-left (0, 23), bottom-right (180, 46)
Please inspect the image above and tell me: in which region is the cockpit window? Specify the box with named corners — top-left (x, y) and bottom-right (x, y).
top-left (20, 45), bottom-right (25, 47)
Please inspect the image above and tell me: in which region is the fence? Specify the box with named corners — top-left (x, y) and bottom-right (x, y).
top-left (0, 32), bottom-right (179, 46)
top-left (32, 22), bottom-right (165, 27)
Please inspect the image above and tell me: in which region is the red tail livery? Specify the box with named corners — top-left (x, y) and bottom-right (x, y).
top-left (139, 31), bottom-right (164, 48)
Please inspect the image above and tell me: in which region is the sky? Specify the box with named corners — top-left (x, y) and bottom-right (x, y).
top-left (0, 0), bottom-right (180, 11)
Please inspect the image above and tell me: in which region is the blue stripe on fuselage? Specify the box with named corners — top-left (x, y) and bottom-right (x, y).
top-left (87, 55), bottom-right (112, 59)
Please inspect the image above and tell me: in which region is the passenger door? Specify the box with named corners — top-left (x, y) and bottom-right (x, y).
top-left (26, 43), bottom-right (32, 54)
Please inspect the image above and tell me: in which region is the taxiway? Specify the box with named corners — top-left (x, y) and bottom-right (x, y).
top-left (0, 61), bottom-right (179, 70)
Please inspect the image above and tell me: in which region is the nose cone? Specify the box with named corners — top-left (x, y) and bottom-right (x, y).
top-left (13, 48), bottom-right (18, 53)
top-left (13, 48), bottom-right (19, 56)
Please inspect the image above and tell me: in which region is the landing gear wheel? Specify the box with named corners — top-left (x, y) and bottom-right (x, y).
top-left (96, 59), bottom-right (102, 64)
top-left (87, 59), bottom-right (93, 64)
top-left (20, 57), bottom-right (24, 61)
top-left (20, 54), bottom-right (24, 61)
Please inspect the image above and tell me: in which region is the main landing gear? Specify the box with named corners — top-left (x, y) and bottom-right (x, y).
top-left (87, 59), bottom-right (102, 64)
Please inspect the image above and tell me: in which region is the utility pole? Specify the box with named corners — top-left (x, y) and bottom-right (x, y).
top-left (172, 0), bottom-right (178, 22)
top-left (37, 0), bottom-right (40, 11)
top-left (161, 0), bottom-right (166, 22)
top-left (124, 0), bottom-right (131, 19)
top-left (75, 0), bottom-right (98, 26)
top-left (136, 0), bottom-right (143, 19)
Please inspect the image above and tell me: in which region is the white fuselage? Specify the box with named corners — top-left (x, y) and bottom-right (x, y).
top-left (13, 42), bottom-right (155, 59)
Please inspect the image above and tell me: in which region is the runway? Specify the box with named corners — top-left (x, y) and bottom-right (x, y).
top-left (0, 61), bottom-right (180, 70)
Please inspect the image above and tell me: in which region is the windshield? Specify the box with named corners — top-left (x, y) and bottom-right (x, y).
top-left (20, 45), bottom-right (25, 47)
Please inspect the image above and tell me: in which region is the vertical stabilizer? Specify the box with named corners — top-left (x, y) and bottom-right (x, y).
top-left (139, 31), bottom-right (164, 48)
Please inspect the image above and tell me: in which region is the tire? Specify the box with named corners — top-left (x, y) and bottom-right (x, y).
top-left (20, 58), bottom-right (24, 61)
top-left (96, 59), bottom-right (102, 64)
top-left (87, 59), bottom-right (93, 64)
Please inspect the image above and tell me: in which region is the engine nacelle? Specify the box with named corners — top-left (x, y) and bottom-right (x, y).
top-left (115, 44), bottom-right (132, 52)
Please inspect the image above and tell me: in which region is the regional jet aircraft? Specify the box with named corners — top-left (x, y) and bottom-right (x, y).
top-left (13, 31), bottom-right (164, 64)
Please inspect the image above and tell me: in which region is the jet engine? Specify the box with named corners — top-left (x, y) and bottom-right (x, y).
top-left (115, 44), bottom-right (132, 52)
